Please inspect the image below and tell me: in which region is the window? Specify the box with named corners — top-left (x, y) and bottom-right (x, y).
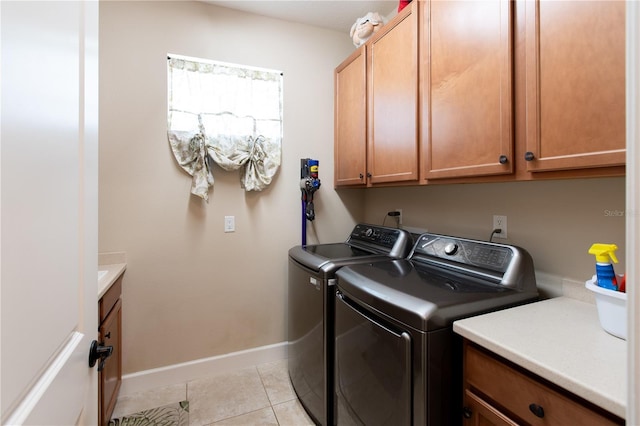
top-left (167, 54), bottom-right (283, 201)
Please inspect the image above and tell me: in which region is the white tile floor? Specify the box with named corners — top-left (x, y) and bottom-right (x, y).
top-left (111, 359), bottom-right (315, 426)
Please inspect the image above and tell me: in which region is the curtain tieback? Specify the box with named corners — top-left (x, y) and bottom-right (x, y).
top-left (167, 125), bottom-right (279, 200)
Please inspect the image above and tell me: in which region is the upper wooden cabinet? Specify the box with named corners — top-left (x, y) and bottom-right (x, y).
top-left (334, 0), bottom-right (626, 188)
top-left (421, 0), bottom-right (514, 180)
top-left (523, 0), bottom-right (626, 172)
top-left (334, 3), bottom-right (418, 187)
top-left (335, 48), bottom-right (367, 187)
top-left (367, 2), bottom-right (419, 185)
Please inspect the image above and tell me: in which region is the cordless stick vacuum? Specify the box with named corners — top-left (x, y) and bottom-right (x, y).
top-left (300, 158), bottom-right (321, 245)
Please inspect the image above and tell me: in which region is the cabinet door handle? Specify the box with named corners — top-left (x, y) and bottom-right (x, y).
top-left (105, 331), bottom-right (111, 339)
top-left (524, 151), bottom-right (535, 161)
top-left (359, 173), bottom-right (364, 180)
top-left (528, 403), bottom-right (545, 418)
top-left (499, 155), bottom-right (508, 164)
top-left (366, 172), bottom-right (372, 178)
top-left (462, 406), bottom-right (472, 419)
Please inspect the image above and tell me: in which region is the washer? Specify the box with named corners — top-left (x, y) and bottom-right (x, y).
top-left (334, 233), bottom-right (539, 425)
top-left (288, 224), bottom-right (413, 426)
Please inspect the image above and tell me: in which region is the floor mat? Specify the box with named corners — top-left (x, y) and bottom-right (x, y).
top-left (108, 400), bottom-right (189, 426)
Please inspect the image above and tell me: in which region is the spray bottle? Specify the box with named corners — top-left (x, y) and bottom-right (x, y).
top-left (588, 243), bottom-right (619, 290)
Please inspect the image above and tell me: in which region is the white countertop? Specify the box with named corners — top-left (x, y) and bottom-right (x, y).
top-left (453, 296), bottom-right (626, 419)
top-left (98, 252), bottom-right (126, 299)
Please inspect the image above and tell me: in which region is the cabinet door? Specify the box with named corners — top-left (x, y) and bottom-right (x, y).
top-left (99, 298), bottom-right (122, 426)
top-left (335, 48), bottom-right (367, 187)
top-left (463, 390), bottom-right (520, 426)
top-left (367, 3), bottom-right (419, 184)
top-left (464, 343), bottom-right (623, 426)
top-left (422, 0), bottom-right (513, 179)
top-left (524, 0), bottom-right (625, 172)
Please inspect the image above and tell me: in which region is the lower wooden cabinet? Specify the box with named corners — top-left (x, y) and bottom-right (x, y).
top-left (98, 275), bottom-right (123, 426)
top-left (462, 341), bottom-right (623, 426)
top-left (463, 389), bottom-right (519, 426)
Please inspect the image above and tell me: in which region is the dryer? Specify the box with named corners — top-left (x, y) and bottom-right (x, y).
top-left (288, 224), bottom-right (413, 425)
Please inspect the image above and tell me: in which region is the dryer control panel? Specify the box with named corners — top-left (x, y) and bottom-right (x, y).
top-left (347, 224), bottom-right (413, 258)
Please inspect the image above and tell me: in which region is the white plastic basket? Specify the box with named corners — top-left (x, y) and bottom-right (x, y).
top-left (585, 275), bottom-right (627, 340)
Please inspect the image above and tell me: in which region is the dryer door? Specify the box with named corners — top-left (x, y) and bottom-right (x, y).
top-left (335, 290), bottom-right (412, 425)
top-left (287, 258), bottom-right (330, 425)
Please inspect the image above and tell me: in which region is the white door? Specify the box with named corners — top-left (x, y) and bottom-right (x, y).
top-left (628, 3), bottom-right (640, 423)
top-left (1, 1), bottom-right (99, 424)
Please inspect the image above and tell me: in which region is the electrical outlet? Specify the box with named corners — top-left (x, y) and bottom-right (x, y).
top-left (492, 215), bottom-right (507, 239)
top-left (395, 209), bottom-right (403, 225)
top-left (224, 216), bottom-right (235, 233)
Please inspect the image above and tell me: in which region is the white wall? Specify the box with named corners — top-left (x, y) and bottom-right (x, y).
top-left (99, 1), bottom-right (363, 374)
top-left (364, 177), bottom-right (626, 291)
top-left (100, 0), bottom-right (628, 381)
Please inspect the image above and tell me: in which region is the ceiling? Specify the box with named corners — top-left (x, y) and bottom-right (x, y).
top-left (203, 1), bottom-right (398, 34)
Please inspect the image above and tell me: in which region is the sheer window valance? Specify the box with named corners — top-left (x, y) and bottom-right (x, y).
top-left (167, 55), bottom-right (283, 201)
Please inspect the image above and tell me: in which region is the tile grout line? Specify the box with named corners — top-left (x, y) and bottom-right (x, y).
top-left (255, 364), bottom-right (282, 425)
top-left (112, 361), bottom-right (309, 425)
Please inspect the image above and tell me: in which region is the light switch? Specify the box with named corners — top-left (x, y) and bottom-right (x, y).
top-left (224, 216), bottom-right (235, 233)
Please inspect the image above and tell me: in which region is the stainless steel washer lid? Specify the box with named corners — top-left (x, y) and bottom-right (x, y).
top-left (288, 244), bottom-right (393, 277)
top-left (288, 224), bottom-right (414, 276)
top-left (336, 260), bottom-right (538, 331)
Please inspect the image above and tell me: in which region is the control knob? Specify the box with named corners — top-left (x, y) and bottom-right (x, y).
top-left (365, 228), bottom-right (373, 237)
top-left (444, 242), bottom-right (458, 255)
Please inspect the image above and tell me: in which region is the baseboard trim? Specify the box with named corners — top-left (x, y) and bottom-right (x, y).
top-left (119, 341), bottom-right (288, 396)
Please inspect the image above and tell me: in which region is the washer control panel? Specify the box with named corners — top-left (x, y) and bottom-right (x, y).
top-left (410, 233), bottom-right (537, 291)
top-left (414, 233), bottom-right (514, 273)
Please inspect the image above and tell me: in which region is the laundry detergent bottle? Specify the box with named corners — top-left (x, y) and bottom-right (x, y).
top-left (588, 243), bottom-right (619, 290)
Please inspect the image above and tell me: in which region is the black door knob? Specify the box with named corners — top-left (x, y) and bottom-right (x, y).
top-left (89, 339), bottom-right (113, 372)
top-left (499, 155), bottom-right (508, 164)
top-left (359, 173), bottom-right (364, 179)
top-left (524, 151), bottom-right (535, 161)
top-left (528, 403), bottom-right (545, 418)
